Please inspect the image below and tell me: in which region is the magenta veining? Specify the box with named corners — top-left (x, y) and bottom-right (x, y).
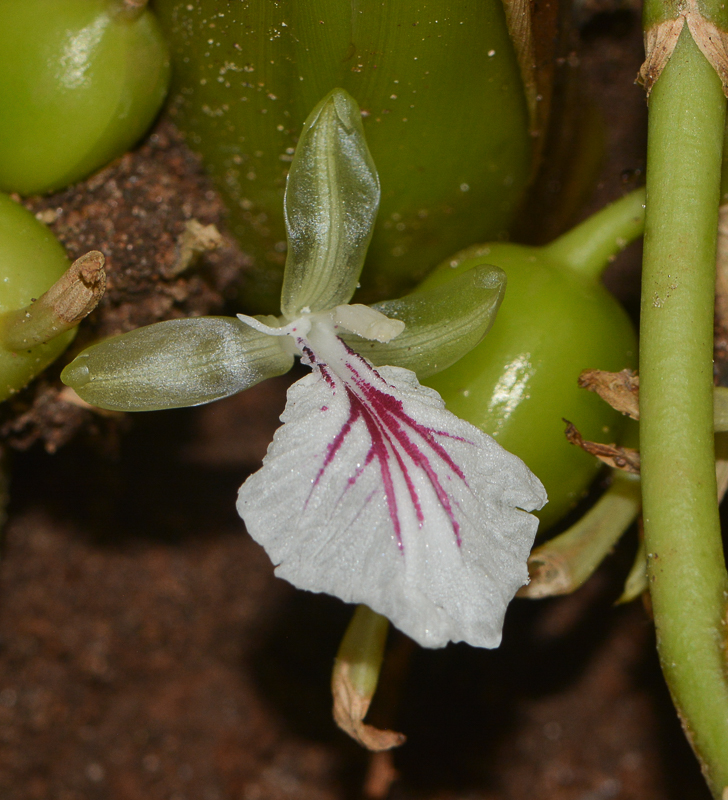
top-left (303, 335), bottom-right (469, 551)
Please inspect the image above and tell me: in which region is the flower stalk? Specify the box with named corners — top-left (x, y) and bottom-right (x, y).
top-left (331, 605), bottom-right (405, 751)
top-left (542, 187), bottom-right (646, 282)
top-left (618, 534), bottom-right (648, 605)
top-left (519, 471), bottom-right (641, 599)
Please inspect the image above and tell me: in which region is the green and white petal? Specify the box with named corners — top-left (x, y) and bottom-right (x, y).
top-left (61, 317), bottom-right (293, 411)
top-left (341, 264), bottom-right (506, 378)
top-left (280, 89), bottom-right (380, 319)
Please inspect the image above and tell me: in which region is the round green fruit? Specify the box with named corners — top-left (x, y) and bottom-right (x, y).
top-left (0, 0), bottom-right (170, 195)
top-left (421, 239), bottom-right (638, 530)
top-left (0, 194), bottom-right (75, 400)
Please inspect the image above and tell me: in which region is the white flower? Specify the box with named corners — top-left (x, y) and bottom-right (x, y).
top-left (61, 87), bottom-right (547, 649)
top-left (237, 307), bottom-right (546, 648)
top-left (232, 89), bottom-right (547, 649)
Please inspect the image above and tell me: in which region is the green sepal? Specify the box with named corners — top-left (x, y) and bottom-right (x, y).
top-left (342, 265), bottom-right (506, 379)
top-left (280, 89), bottom-right (380, 320)
top-left (60, 316), bottom-right (293, 411)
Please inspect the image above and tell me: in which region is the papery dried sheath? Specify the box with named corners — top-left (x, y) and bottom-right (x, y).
top-left (61, 317), bottom-right (293, 411)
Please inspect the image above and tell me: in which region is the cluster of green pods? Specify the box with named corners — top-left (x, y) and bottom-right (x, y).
top-left (0, 0), bottom-right (169, 398)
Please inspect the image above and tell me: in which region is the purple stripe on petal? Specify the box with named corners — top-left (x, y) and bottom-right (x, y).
top-left (303, 334), bottom-right (472, 550)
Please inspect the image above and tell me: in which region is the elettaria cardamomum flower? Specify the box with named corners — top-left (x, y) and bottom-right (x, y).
top-left (62, 88), bottom-right (547, 649)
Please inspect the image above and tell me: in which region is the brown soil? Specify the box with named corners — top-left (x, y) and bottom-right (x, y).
top-left (0, 8), bottom-right (714, 800)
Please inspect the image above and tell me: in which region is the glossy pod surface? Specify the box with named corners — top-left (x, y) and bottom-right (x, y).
top-left (153, 0), bottom-right (533, 312)
top-left (0, 0), bottom-right (170, 195)
top-left (421, 244), bottom-right (638, 529)
top-left (0, 195), bottom-right (73, 400)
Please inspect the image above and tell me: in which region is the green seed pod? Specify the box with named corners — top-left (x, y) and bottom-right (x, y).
top-left (420, 191), bottom-right (644, 529)
top-left (0, 195), bottom-right (77, 399)
top-left (153, 0), bottom-right (538, 312)
top-left (0, 0), bottom-right (170, 195)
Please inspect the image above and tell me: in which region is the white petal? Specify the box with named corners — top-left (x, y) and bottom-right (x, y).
top-left (237, 345), bottom-right (546, 649)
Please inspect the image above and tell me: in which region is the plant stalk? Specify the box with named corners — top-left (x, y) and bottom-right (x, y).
top-left (639, 24), bottom-right (728, 796)
top-left (519, 472), bottom-right (641, 599)
top-left (331, 605), bottom-right (405, 751)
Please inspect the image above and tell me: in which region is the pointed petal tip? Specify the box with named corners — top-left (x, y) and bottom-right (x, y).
top-left (474, 264), bottom-right (507, 290)
top-left (331, 89), bottom-right (362, 131)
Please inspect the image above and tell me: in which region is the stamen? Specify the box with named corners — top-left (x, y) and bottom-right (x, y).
top-left (332, 304), bottom-right (405, 342)
top-left (237, 312), bottom-right (312, 338)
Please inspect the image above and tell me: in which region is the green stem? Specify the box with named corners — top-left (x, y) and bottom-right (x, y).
top-left (542, 187), bottom-right (646, 280)
top-left (335, 604), bottom-right (389, 698)
top-left (520, 472), bottom-right (641, 598)
top-left (714, 387), bottom-right (728, 431)
top-left (640, 26), bottom-right (728, 796)
top-left (617, 535), bottom-right (648, 605)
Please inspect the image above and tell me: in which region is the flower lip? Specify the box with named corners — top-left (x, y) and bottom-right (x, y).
top-left (306, 342), bottom-right (469, 552)
top-left (237, 314), bottom-right (547, 649)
